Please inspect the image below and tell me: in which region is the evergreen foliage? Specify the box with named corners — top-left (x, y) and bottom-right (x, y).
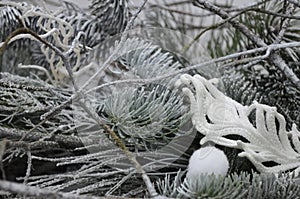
top-left (157, 171), bottom-right (300, 198)
top-left (0, 0), bottom-right (299, 198)
top-left (207, 0), bottom-right (300, 128)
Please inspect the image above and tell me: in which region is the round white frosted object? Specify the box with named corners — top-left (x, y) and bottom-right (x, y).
top-left (187, 146), bottom-right (229, 178)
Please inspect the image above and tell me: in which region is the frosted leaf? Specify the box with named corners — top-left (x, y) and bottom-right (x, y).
top-left (177, 74), bottom-right (300, 174)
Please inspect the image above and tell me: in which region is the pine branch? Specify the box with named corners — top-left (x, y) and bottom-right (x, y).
top-left (194, 0), bottom-right (300, 90)
top-left (0, 179), bottom-right (111, 199)
top-left (1, 0), bottom-right (300, 198)
top-left (87, 41), bottom-right (300, 93)
top-left (0, 126), bottom-right (84, 149)
top-left (19, 0), bottom-right (161, 197)
top-left (157, 171), bottom-right (300, 198)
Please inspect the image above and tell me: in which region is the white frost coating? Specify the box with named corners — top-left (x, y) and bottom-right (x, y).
top-left (177, 74), bottom-right (300, 174)
top-left (187, 146), bottom-right (229, 178)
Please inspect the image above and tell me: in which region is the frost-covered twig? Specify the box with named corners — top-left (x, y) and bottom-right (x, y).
top-left (0, 126), bottom-right (84, 149)
top-left (3, 39), bottom-right (300, 130)
top-left (23, 151), bottom-right (32, 184)
top-left (194, 0), bottom-right (300, 90)
top-left (0, 180), bottom-right (108, 199)
top-left (287, 0), bottom-right (300, 8)
top-left (0, 27), bottom-right (77, 87)
top-left (77, 99), bottom-right (161, 197)
top-left (273, 2), bottom-right (295, 43)
top-left (17, 64), bottom-right (54, 83)
top-left (62, 0), bottom-right (160, 197)
top-left (86, 41), bottom-right (300, 93)
top-left (0, 139), bottom-right (7, 180)
top-left (0, 28), bottom-right (59, 47)
top-left (78, 0), bottom-right (148, 92)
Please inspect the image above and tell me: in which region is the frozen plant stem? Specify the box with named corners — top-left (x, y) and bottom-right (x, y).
top-left (66, 0), bottom-right (160, 197)
top-left (0, 27), bottom-right (77, 89)
top-left (287, 0), bottom-right (300, 8)
top-left (0, 13), bottom-right (158, 196)
top-left (0, 180), bottom-right (106, 199)
top-left (12, 38), bottom-right (300, 137)
top-left (78, 0), bottom-right (148, 93)
top-left (0, 27), bottom-right (79, 140)
top-left (26, 40), bottom-right (298, 149)
top-left (11, 39), bottom-right (300, 128)
top-left (77, 100), bottom-right (160, 198)
top-left (86, 41), bottom-right (300, 94)
top-left (0, 0), bottom-right (159, 197)
top-left (194, 0), bottom-right (300, 90)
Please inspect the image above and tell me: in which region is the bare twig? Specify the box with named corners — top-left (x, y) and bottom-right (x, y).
top-left (154, 1), bottom-right (300, 20)
top-left (248, 7), bottom-right (300, 20)
top-left (164, 0), bottom-right (194, 7)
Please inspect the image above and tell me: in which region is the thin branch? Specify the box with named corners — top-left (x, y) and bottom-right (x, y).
top-left (182, 5), bottom-right (256, 52)
top-left (193, 1), bottom-right (266, 46)
top-left (153, 1), bottom-right (300, 20)
top-left (77, 100), bottom-right (160, 198)
top-left (0, 139), bottom-right (7, 180)
top-left (17, 64), bottom-right (55, 84)
top-left (0, 27), bottom-right (77, 89)
top-left (149, 4), bottom-right (209, 17)
top-left (164, 0), bottom-right (194, 7)
top-left (0, 126), bottom-right (84, 149)
top-left (49, 0), bottom-right (160, 197)
top-left (223, 0), bottom-right (271, 12)
top-left (176, 1), bottom-right (300, 50)
top-left (274, 2), bottom-right (295, 43)
top-left (86, 41), bottom-right (300, 94)
top-left (23, 151), bottom-right (32, 184)
top-left (127, 0), bottom-right (148, 30)
top-left (78, 0), bottom-right (148, 93)
top-left (248, 7), bottom-right (300, 20)
top-left (287, 0), bottom-right (300, 8)
top-left (0, 180), bottom-right (110, 199)
top-left (193, 0), bottom-right (300, 90)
